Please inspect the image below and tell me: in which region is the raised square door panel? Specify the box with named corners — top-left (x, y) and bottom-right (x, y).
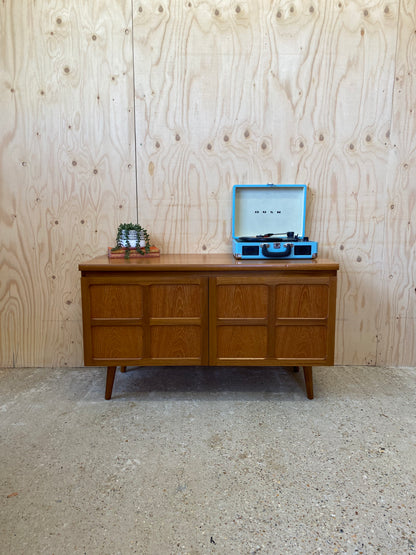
top-left (274, 326), bottom-right (327, 359)
top-left (275, 283), bottom-right (329, 318)
top-left (216, 284), bottom-right (268, 318)
top-left (92, 326), bottom-right (144, 359)
top-left (89, 284), bottom-right (143, 318)
top-left (149, 283), bottom-right (202, 317)
top-left (150, 326), bottom-right (202, 359)
top-left (216, 325), bottom-right (268, 359)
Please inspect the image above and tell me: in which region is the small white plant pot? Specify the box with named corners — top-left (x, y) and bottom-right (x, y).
top-left (120, 230), bottom-right (139, 247)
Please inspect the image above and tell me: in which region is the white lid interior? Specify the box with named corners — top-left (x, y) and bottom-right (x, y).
top-left (233, 186), bottom-right (306, 238)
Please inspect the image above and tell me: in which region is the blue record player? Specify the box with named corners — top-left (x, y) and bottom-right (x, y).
top-left (232, 184), bottom-right (318, 259)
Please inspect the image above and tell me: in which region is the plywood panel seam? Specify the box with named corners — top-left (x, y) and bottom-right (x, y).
top-left (129, 0), bottom-right (140, 224)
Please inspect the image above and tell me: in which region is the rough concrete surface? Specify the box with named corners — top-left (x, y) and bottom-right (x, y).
top-left (1, 365), bottom-right (415, 555)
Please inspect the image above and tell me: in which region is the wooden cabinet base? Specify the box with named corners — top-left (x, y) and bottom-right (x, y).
top-left (79, 254), bottom-right (338, 401)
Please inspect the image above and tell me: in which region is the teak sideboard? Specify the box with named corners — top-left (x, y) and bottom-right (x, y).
top-left (79, 254), bottom-right (338, 400)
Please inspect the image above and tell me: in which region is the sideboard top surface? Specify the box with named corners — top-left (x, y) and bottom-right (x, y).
top-left (79, 254), bottom-right (339, 273)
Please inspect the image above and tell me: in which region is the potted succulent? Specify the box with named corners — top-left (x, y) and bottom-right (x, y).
top-left (113, 222), bottom-right (150, 258)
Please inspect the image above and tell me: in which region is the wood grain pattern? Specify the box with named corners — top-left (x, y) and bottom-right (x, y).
top-left (295, 0), bottom-right (399, 365)
top-left (378, 0), bottom-right (416, 365)
top-left (275, 326), bottom-right (327, 360)
top-left (217, 326), bottom-right (269, 360)
top-left (149, 284), bottom-right (202, 317)
top-left (90, 284), bottom-right (143, 318)
top-left (0, 1), bottom-right (135, 366)
top-left (131, 0), bottom-right (406, 366)
top-left (150, 326), bottom-right (202, 359)
top-left (92, 326), bottom-right (143, 359)
top-left (1, 1), bottom-right (415, 367)
top-left (216, 284), bottom-right (269, 318)
top-left (275, 284), bottom-right (329, 318)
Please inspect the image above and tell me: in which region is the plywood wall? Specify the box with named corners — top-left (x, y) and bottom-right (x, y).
top-left (0, 1), bottom-right (136, 367)
top-left (0, 0), bottom-right (415, 367)
top-left (378, 0), bottom-right (416, 366)
top-left (133, 0), bottom-right (414, 366)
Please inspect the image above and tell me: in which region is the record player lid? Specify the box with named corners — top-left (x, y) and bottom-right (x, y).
top-left (232, 184), bottom-right (307, 239)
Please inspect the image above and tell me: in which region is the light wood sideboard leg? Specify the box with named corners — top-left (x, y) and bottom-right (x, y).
top-left (105, 366), bottom-right (117, 400)
top-left (120, 366), bottom-right (127, 373)
top-left (303, 366), bottom-right (314, 399)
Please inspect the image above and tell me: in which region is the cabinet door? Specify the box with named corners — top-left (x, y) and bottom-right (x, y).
top-left (81, 275), bottom-right (208, 366)
top-left (209, 273), bottom-right (336, 365)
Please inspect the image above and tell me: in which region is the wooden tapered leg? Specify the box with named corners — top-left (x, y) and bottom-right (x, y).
top-left (120, 366), bottom-right (126, 373)
top-left (303, 366), bottom-right (314, 399)
top-left (105, 366), bottom-right (117, 400)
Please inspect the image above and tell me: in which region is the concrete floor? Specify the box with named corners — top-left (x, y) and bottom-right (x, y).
top-left (1, 365), bottom-right (415, 555)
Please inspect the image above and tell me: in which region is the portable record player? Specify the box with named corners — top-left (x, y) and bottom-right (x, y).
top-left (232, 184), bottom-right (318, 259)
